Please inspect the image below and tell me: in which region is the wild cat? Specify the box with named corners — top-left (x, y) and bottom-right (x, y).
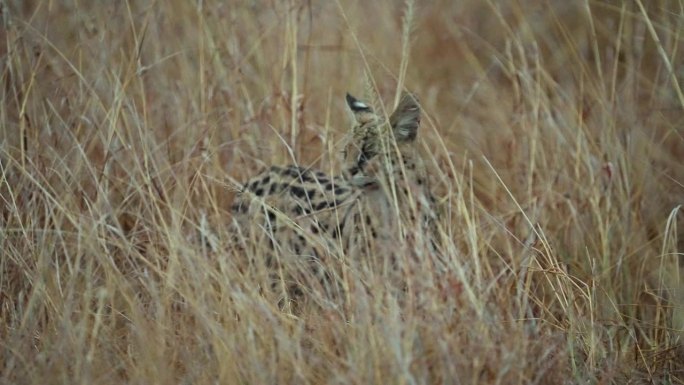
top-left (230, 92), bottom-right (439, 308)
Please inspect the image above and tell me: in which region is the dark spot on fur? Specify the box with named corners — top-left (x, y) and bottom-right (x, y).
top-left (269, 183), bottom-right (278, 194)
top-left (365, 215), bottom-right (372, 226)
top-left (284, 165), bottom-right (305, 178)
top-left (331, 221), bottom-right (345, 239)
top-left (291, 286), bottom-right (304, 297)
top-left (314, 201), bottom-right (330, 211)
top-left (306, 189), bottom-right (316, 199)
top-left (311, 225), bottom-right (319, 234)
top-left (315, 172), bottom-right (329, 183)
top-left (267, 211), bottom-right (276, 222)
top-left (324, 182), bottom-right (349, 195)
top-left (292, 205), bottom-right (311, 215)
top-left (255, 188), bottom-right (264, 196)
top-left (248, 180), bottom-right (259, 191)
top-left (282, 168), bottom-right (296, 178)
top-left (300, 172), bottom-right (314, 183)
top-left (231, 202), bottom-right (247, 214)
top-left (290, 186), bottom-right (307, 199)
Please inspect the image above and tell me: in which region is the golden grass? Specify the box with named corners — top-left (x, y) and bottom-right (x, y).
top-left (1, 0), bottom-right (683, 383)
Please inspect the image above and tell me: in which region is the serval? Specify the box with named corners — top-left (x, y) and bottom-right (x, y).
top-left (230, 92), bottom-right (439, 309)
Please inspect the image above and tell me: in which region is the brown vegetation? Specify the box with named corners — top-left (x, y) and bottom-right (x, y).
top-left (1, 0), bottom-right (683, 383)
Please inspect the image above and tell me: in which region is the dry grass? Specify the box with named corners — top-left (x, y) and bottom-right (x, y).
top-left (1, 0), bottom-right (683, 384)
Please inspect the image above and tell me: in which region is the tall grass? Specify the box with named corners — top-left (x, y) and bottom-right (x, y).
top-left (1, 1), bottom-right (683, 383)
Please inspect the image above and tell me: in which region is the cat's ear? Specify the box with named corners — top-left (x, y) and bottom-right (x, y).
top-left (389, 93), bottom-right (420, 142)
top-left (346, 93), bottom-right (376, 124)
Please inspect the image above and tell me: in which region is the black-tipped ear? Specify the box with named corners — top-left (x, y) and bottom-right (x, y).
top-left (389, 93), bottom-right (420, 142)
top-left (346, 93), bottom-right (372, 112)
top-left (346, 93), bottom-right (375, 124)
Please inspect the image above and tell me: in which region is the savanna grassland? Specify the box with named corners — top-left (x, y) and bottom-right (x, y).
top-left (1, 1), bottom-right (683, 384)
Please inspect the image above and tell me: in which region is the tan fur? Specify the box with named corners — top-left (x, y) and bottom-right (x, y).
top-left (230, 92), bottom-right (439, 306)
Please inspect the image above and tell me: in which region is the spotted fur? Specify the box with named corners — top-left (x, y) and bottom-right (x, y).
top-left (231, 92), bottom-right (439, 307)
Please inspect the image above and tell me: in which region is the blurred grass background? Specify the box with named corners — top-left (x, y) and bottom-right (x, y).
top-left (1, 0), bottom-right (683, 383)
